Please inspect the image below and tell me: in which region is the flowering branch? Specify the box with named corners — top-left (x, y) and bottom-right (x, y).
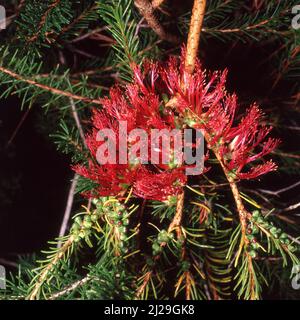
top-left (183, 0), bottom-right (258, 299)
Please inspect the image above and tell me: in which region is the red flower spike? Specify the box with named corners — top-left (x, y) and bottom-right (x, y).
top-left (74, 48), bottom-right (279, 201)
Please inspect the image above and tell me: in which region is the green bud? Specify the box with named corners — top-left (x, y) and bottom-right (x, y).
top-left (74, 216), bottom-right (82, 225)
top-left (270, 227), bottom-right (277, 234)
top-left (288, 244), bottom-right (297, 252)
top-left (158, 230), bottom-right (169, 243)
top-left (252, 225), bottom-right (259, 234)
top-left (162, 93), bottom-right (169, 104)
top-left (248, 250), bottom-right (257, 258)
top-left (84, 215), bottom-right (92, 222)
top-left (85, 229), bottom-right (92, 236)
top-left (120, 233), bottom-right (126, 241)
top-left (72, 229), bottom-right (79, 237)
top-left (252, 210), bottom-right (260, 218)
top-left (79, 231), bottom-right (85, 238)
top-left (257, 217), bottom-right (264, 224)
top-left (123, 219), bottom-right (130, 226)
top-left (74, 235), bottom-right (81, 243)
top-left (72, 222), bottom-right (80, 231)
top-left (121, 226), bottom-right (127, 234)
top-left (119, 241), bottom-right (125, 248)
top-left (247, 234), bottom-right (255, 241)
top-left (261, 222), bottom-right (270, 229)
top-left (152, 243), bottom-right (161, 253)
top-left (182, 261), bottom-right (191, 271)
top-left (280, 233), bottom-right (288, 239)
top-left (83, 221), bottom-right (93, 229)
top-left (91, 214), bottom-right (98, 222)
top-left (251, 242), bottom-right (259, 250)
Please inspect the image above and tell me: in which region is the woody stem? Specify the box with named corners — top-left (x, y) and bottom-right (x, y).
top-left (168, 0), bottom-right (207, 240)
top-left (185, 0), bottom-right (206, 74)
top-left (184, 0), bottom-right (256, 299)
top-left (213, 150), bottom-right (248, 246)
top-left (168, 192), bottom-right (185, 238)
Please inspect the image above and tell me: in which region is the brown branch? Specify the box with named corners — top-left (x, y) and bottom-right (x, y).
top-left (184, 0), bottom-right (257, 298)
top-left (0, 66), bottom-right (102, 105)
top-left (185, 0), bottom-right (206, 74)
top-left (185, 271), bottom-right (192, 300)
top-left (28, 0), bottom-right (61, 42)
top-left (27, 236), bottom-right (74, 300)
top-left (152, 0), bottom-right (166, 9)
top-left (202, 18), bottom-right (271, 34)
top-left (134, 0), bottom-right (179, 43)
top-left (258, 180), bottom-right (300, 197)
top-left (168, 192), bottom-right (185, 239)
top-left (135, 271), bottom-right (152, 299)
top-left (55, 4), bottom-right (99, 41)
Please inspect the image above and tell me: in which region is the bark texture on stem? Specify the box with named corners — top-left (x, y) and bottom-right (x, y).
top-left (168, 192), bottom-right (185, 238)
top-left (185, 0), bottom-right (206, 74)
top-left (134, 0), bottom-right (179, 43)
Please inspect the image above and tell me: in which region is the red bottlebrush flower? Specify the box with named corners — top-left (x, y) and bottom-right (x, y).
top-left (74, 48), bottom-right (279, 201)
top-left (219, 105), bottom-right (279, 179)
top-left (74, 58), bottom-right (190, 201)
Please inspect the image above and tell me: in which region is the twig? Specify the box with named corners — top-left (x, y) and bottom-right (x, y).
top-left (27, 236), bottom-right (74, 300)
top-left (49, 275), bottom-right (93, 300)
top-left (202, 18), bottom-right (271, 34)
top-left (134, 0), bottom-right (179, 43)
top-left (185, 0), bottom-right (206, 74)
top-left (28, 0), bottom-right (61, 42)
top-left (258, 180), bottom-right (300, 197)
top-left (185, 271), bottom-right (192, 300)
top-left (135, 271), bottom-right (152, 299)
top-left (152, 0), bottom-right (166, 9)
top-left (69, 98), bottom-right (87, 148)
top-left (168, 192), bottom-right (185, 239)
top-left (70, 27), bottom-right (108, 44)
top-left (57, 174), bottom-right (79, 247)
top-left (0, 66), bottom-right (102, 105)
top-left (282, 202), bottom-right (300, 213)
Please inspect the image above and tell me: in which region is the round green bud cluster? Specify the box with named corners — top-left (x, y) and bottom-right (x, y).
top-left (71, 214), bottom-right (96, 243)
top-left (102, 201), bottom-right (130, 254)
top-left (246, 226), bottom-right (259, 258)
top-left (152, 230), bottom-right (174, 256)
top-left (251, 210), bottom-right (297, 252)
top-left (70, 197), bottom-right (113, 243)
